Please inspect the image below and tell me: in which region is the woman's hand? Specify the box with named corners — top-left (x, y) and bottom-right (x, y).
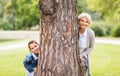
top-left (79, 55), bottom-right (83, 60)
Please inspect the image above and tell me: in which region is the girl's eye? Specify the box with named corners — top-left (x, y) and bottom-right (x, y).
top-left (30, 45), bottom-right (38, 50)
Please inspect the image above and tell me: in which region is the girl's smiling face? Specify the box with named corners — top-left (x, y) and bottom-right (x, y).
top-left (29, 42), bottom-right (39, 54)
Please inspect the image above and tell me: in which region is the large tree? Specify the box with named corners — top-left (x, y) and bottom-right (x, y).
top-left (36, 0), bottom-right (84, 76)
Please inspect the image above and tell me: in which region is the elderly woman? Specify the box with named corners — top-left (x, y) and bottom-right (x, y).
top-left (78, 13), bottom-right (95, 76)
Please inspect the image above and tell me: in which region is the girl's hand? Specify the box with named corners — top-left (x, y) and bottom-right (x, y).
top-left (34, 67), bottom-right (38, 73)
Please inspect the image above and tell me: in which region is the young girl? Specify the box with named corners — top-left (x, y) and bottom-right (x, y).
top-left (23, 40), bottom-right (39, 76)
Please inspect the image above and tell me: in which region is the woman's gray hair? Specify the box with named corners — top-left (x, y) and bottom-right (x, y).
top-left (78, 13), bottom-right (92, 24)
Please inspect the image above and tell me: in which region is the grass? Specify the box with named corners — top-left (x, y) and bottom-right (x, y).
top-left (95, 37), bottom-right (120, 40)
top-left (0, 43), bottom-right (120, 76)
top-left (0, 39), bottom-right (18, 42)
top-left (0, 39), bottom-right (23, 46)
top-left (91, 43), bottom-right (120, 76)
top-left (0, 39), bottom-right (32, 46)
top-left (0, 47), bottom-right (28, 76)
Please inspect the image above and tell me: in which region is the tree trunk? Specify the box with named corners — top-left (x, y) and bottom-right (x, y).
top-left (36, 0), bottom-right (84, 76)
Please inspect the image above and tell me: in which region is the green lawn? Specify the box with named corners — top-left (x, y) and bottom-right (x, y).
top-left (0, 48), bottom-right (28, 76)
top-left (0, 43), bottom-right (120, 76)
top-left (0, 39), bottom-right (26, 46)
top-left (91, 43), bottom-right (120, 76)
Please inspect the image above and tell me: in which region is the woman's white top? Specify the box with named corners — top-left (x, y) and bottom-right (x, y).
top-left (79, 29), bottom-right (87, 56)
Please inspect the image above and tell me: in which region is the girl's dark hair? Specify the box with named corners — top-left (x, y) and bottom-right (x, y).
top-left (28, 40), bottom-right (39, 51)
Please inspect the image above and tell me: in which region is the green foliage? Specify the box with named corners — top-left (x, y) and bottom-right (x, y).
top-left (91, 21), bottom-right (113, 36)
top-left (111, 24), bottom-right (120, 37)
top-left (77, 0), bottom-right (101, 21)
top-left (86, 0), bottom-right (120, 37)
top-left (77, 0), bottom-right (88, 13)
top-left (3, 0), bottom-right (40, 30)
top-left (0, 39), bottom-right (19, 43)
top-left (0, 0), bottom-right (10, 30)
top-left (87, 0), bottom-right (120, 22)
top-left (0, 14), bottom-right (16, 30)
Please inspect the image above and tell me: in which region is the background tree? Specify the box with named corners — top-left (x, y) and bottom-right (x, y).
top-left (86, 0), bottom-right (120, 22)
top-left (86, 0), bottom-right (120, 37)
top-left (4, 0), bottom-right (40, 30)
top-left (36, 0), bottom-right (84, 76)
top-left (77, 0), bottom-right (88, 13)
top-left (0, 0), bottom-right (13, 30)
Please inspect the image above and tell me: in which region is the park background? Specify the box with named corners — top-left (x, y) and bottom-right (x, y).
top-left (0, 0), bottom-right (120, 76)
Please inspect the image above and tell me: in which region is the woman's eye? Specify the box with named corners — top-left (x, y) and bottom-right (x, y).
top-left (86, 21), bottom-right (89, 23)
top-left (80, 20), bottom-right (84, 22)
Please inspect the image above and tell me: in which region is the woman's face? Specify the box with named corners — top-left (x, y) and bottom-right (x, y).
top-left (79, 16), bottom-right (90, 30)
top-left (29, 42), bottom-right (39, 54)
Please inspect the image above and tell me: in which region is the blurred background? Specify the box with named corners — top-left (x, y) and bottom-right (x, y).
top-left (0, 0), bottom-right (120, 76)
top-left (0, 0), bottom-right (120, 37)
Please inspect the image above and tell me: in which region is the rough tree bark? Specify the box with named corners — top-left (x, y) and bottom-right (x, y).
top-left (36, 0), bottom-right (84, 76)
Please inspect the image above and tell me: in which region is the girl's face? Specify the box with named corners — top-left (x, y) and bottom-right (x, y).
top-left (79, 16), bottom-right (90, 30)
top-left (29, 42), bottom-right (39, 54)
